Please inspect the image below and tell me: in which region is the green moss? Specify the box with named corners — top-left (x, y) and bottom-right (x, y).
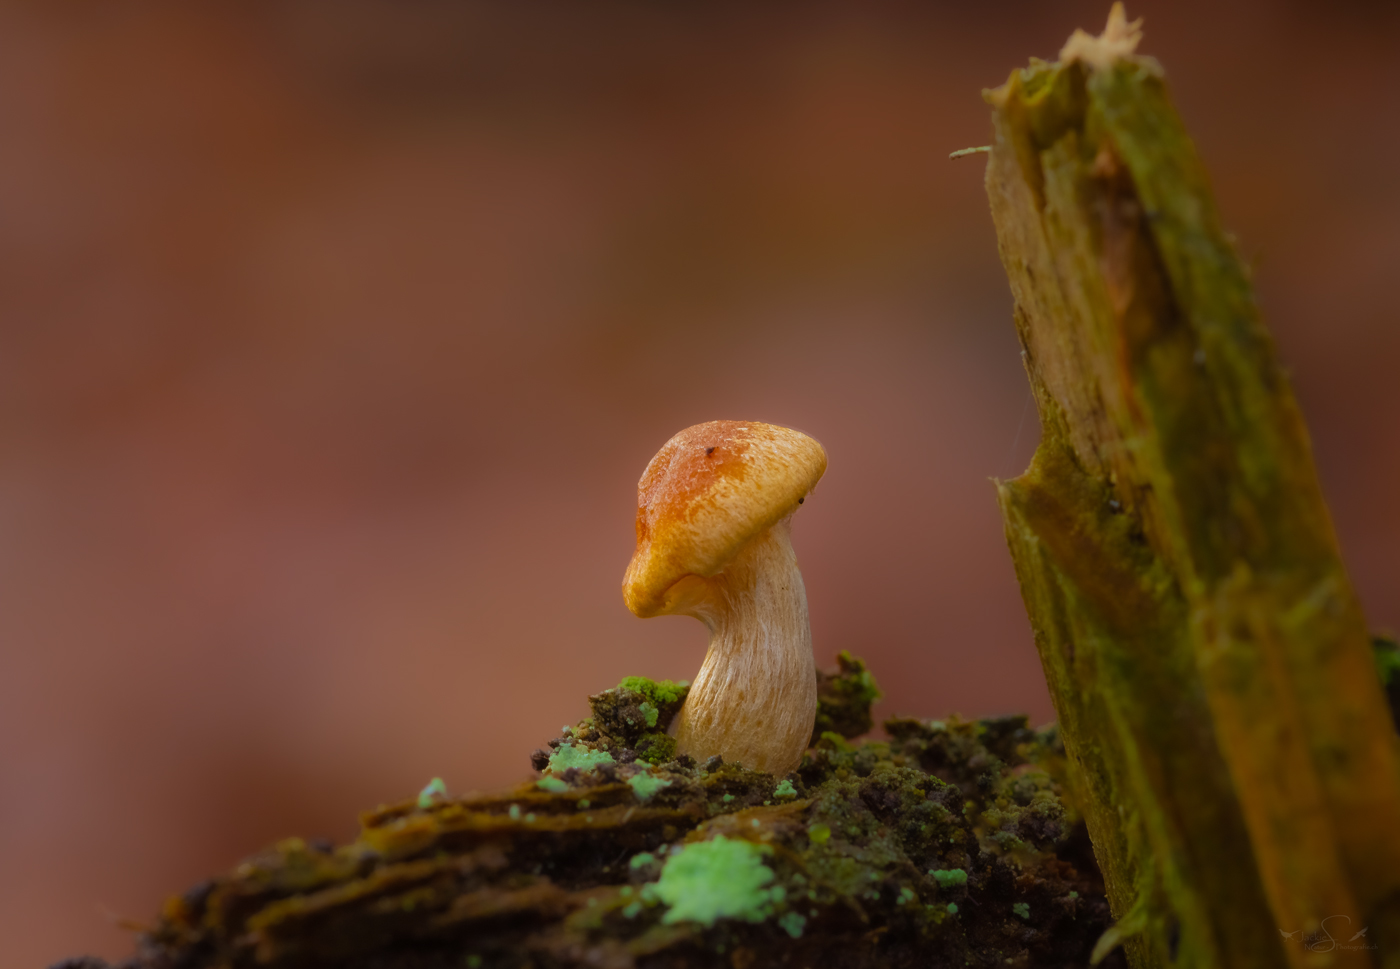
top-left (1013, 902), bottom-right (1030, 919)
top-left (139, 680), bottom-right (1111, 968)
top-left (628, 773), bottom-right (672, 801)
top-left (635, 732), bottom-right (676, 764)
top-left (547, 743), bottom-right (615, 774)
top-left (416, 777), bottom-right (447, 809)
top-left (618, 676), bottom-right (689, 707)
top-left (1374, 635), bottom-right (1400, 687)
top-left (653, 836), bottom-right (780, 926)
top-left (930, 868), bottom-right (967, 889)
top-left (810, 652), bottom-right (882, 743)
top-left (814, 731), bottom-right (853, 753)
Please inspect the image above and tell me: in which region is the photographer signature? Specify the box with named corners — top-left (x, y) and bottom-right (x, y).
top-left (1279, 916), bottom-right (1375, 952)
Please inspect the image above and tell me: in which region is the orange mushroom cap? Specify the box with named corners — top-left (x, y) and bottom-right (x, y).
top-left (623, 420), bottom-right (827, 618)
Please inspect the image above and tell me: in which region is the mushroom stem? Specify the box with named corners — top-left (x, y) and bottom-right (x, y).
top-left (667, 518), bottom-right (816, 775)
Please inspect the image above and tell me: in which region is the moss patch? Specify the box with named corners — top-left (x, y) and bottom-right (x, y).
top-left (110, 659), bottom-right (1120, 969)
top-left (810, 650), bottom-right (882, 743)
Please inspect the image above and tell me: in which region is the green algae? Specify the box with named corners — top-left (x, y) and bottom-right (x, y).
top-left (653, 836), bottom-right (779, 926)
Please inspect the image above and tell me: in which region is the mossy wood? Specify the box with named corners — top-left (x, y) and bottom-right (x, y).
top-left (87, 662), bottom-right (1121, 969)
top-left (985, 44), bottom-right (1400, 969)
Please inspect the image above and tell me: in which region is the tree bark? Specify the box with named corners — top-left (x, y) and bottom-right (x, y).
top-left (986, 38), bottom-right (1400, 969)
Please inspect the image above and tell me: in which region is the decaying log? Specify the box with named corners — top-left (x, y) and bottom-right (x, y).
top-left (67, 658), bottom-right (1117, 969)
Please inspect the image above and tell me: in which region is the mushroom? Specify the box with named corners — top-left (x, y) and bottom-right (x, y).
top-left (623, 420), bottom-right (827, 775)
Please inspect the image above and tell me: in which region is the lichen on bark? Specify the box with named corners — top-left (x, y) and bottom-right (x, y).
top-left (984, 16), bottom-right (1400, 968)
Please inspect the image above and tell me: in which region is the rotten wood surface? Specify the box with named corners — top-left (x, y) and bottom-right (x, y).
top-left (985, 21), bottom-right (1400, 969)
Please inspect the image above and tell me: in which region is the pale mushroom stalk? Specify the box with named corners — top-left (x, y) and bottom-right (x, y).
top-left (665, 519), bottom-right (816, 773)
top-left (623, 420), bottom-right (827, 776)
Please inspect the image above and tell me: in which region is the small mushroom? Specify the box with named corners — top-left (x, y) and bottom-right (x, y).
top-left (623, 420), bottom-right (827, 775)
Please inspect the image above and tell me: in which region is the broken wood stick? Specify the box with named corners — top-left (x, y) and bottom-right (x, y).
top-left (985, 7), bottom-right (1400, 968)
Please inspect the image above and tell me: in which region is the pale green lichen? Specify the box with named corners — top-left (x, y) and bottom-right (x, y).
top-left (930, 868), bottom-right (967, 888)
top-left (653, 836), bottom-right (781, 926)
top-left (536, 776), bottom-right (569, 793)
top-left (547, 743), bottom-right (615, 774)
top-left (947, 903), bottom-right (958, 915)
top-left (508, 805), bottom-right (521, 821)
top-left (416, 777), bottom-right (447, 809)
top-left (1013, 902), bottom-right (1030, 919)
top-left (628, 773), bottom-right (672, 801)
top-left (629, 852), bottom-right (656, 870)
top-left (638, 701), bottom-right (659, 728)
top-left (777, 911), bottom-right (806, 938)
top-left (773, 779), bottom-right (797, 799)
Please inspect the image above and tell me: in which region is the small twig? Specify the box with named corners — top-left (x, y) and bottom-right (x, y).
top-left (949, 146), bottom-right (991, 160)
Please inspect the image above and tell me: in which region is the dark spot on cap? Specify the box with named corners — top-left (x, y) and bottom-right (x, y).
top-left (798, 497), bottom-right (804, 504)
top-left (705, 447), bottom-right (715, 455)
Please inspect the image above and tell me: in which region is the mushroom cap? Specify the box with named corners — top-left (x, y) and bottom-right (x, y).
top-left (623, 420), bottom-right (827, 618)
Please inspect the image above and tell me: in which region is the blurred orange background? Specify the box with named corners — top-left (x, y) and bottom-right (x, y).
top-left (2, 1), bottom-right (1397, 964)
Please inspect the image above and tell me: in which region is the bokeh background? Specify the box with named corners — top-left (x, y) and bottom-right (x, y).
top-left (3, 1), bottom-right (1397, 964)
